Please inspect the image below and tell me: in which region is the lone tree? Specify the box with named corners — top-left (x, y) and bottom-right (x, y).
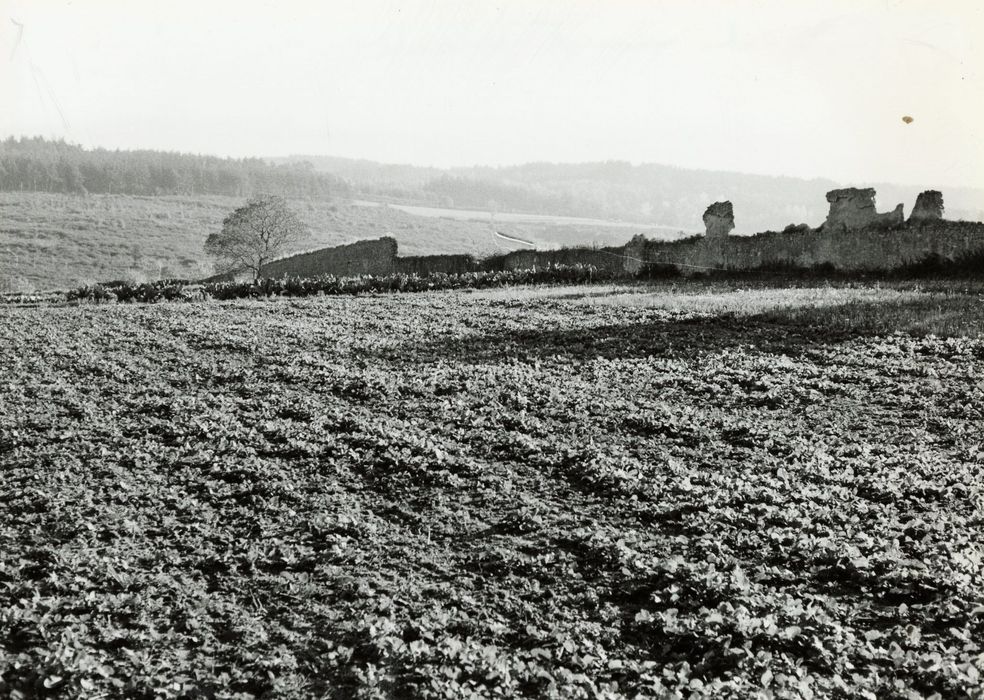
top-left (205, 195), bottom-right (307, 280)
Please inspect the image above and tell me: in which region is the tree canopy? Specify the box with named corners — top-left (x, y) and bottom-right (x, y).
top-left (204, 196), bottom-right (308, 280)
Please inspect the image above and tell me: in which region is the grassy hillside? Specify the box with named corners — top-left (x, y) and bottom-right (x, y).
top-left (2, 284), bottom-right (982, 697)
top-left (2, 193), bottom-right (624, 292)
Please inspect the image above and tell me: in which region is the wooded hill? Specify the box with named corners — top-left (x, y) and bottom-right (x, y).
top-left (0, 137), bottom-right (348, 199)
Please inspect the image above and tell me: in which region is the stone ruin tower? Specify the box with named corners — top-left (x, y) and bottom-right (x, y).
top-left (824, 188), bottom-right (903, 231)
top-left (703, 201), bottom-right (735, 238)
top-left (909, 190), bottom-right (944, 223)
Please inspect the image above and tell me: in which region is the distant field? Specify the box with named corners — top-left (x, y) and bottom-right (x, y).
top-left (0, 193), bottom-right (686, 292)
top-left (353, 199), bottom-right (696, 236)
top-left (2, 283), bottom-right (982, 697)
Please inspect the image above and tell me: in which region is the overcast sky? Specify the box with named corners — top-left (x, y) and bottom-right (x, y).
top-left (2, 0), bottom-right (982, 187)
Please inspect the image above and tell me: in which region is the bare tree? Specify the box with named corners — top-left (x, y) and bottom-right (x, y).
top-left (205, 195), bottom-right (307, 280)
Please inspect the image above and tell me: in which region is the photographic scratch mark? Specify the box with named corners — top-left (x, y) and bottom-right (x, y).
top-left (9, 17), bottom-right (24, 60)
top-left (32, 65), bottom-right (72, 133)
top-left (8, 17), bottom-right (73, 135)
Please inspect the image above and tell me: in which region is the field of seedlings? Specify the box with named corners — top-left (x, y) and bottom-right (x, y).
top-left (1, 283), bottom-right (983, 699)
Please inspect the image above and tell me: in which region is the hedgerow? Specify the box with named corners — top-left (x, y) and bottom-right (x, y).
top-left (47, 247), bottom-right (984, 306)
top-left (62, 264), bottom-right (611, 303)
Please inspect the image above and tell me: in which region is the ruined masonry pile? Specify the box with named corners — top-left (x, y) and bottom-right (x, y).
top-left (701, 189), bottom-right (946, 238)
top-left (909, 190), bottom-right (944, 223)
top-left (823, 188), bottom-right (903, 232)
top-left (702, 201), bottom-right (735, 238)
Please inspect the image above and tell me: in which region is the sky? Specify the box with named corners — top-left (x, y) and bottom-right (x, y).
top-left (2, 0), bottom-right (983, 188)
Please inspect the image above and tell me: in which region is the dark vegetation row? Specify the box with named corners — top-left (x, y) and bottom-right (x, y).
top-left (0, 251), bottom-right (975, 305)
top-left (0, 137), bottom-right (349, 199)
top-left (62, 265), bottom-right (606, 303)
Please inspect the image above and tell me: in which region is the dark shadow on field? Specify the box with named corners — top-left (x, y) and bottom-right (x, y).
top-left (377, 294), bottom-right (982, 364)
top-left (375, 316), bottom-right (793, 365)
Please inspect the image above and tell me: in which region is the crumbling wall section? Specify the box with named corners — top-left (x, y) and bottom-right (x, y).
top-left (261, 237), bottom-right (398, 278)
top-left (703, 201), bottom-right (735, 238)
top-left (824, 188), bottom-right (903, 231)
top-left (631, 189), bottom-right (982, 273)
top-left (909, 191), bottom-right (944, 223)
top-left (638, 220), bottom-right (984, 273)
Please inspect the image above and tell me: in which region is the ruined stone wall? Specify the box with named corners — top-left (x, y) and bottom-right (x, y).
top-left (261, 237), bottom-right (398, 278)
top-left (474, 216), bottom-right (984, 278)
top-left (214, 188), bottom-right (982, 282)
top-left (629, 189), bottom-right (983, 273)
top-left (638, 220), bottom-right (984, 272)
top-left (824, 188), bottom-right (903, 231)
top-left (247, 217), bottom-right (984, 280)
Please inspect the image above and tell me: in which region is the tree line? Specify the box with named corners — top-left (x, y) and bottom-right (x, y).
top-left (0, 137), bottom-right (349, 199)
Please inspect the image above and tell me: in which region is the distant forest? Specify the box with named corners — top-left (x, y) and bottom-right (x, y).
top-left (0, 137), bottom-right (348, 199)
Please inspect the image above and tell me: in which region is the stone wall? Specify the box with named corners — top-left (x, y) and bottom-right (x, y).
top-left (617, 188), bottom-right (983, 274)
top-left (261, 237), bottom-right (399, 278)
top-left (475, 189), bottom-right (983, 276)
top-left (637, 219), bottom-right (984, 273)
top-left (258, 241), bottom-right (476, 279)
top-left (207, 189), bottom-right (982, 282)
top-left (258, 215), bottom-right (984, 280)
